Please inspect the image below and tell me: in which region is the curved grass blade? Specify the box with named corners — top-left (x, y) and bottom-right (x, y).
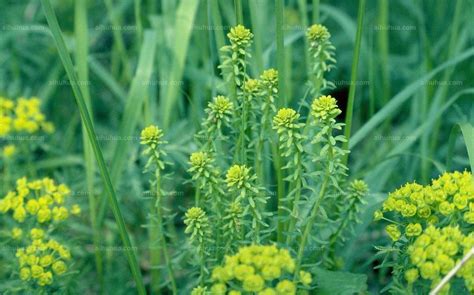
top-left (460, 123), bottom-right (474, 173)
top-left (40, 1), bottom-right (146, 293)
top-left (350, 47), bottom-right (474, 149)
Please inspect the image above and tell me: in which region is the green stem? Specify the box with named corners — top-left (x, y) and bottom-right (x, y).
top-left (234, 0), bottom-right (243, 24)
top-left (74, 0), bottom-right (103, 290)
top-left (286, 152), bottom-right (303, 245)
top-left (154, 170), bottom-right (177, 295)
top-left (312, 0), bottom-right (320, 23)
top-left (295, 166), bottom-right (330, 278)
top-left (40, 1), bottom-right (145, 293)
top-left (273, 142), bottom-right (285, 243)
top-left (275, 0), bottom-right (287, 107)
top-left (342, 0), bottom-right (366, 165)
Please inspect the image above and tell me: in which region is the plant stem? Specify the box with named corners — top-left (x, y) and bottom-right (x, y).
top-left (286, 152), bottom-right (303, 245)
top-left (312, 0), bottom-right (320, 23)
top-left (40, 1), bottom-right (145, 293)
top-left (153, 170), bottom-right (177, 294)
top-left (234, 0), bottom-right (243, 24)
top-left (342, 0), bottom-right (366, 165)
top-left (273, 142), bottom-right (285, 243)
top-left (275, 0), bottom-right (287, 107)
top-left (74, 0), bottom-right (104, 291)
top-left (295, 166), bottom-right (330, 277)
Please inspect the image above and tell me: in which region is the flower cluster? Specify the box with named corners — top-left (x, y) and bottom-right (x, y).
top-left (0, 96), bottom-right (54, 136)
top-left (184, 207), bottom-right (210, 244)
top-left (2, 144), bottom-right (16, 159)
top-left (0, 177), bottom-right (79, 224)
top-left (209, 245), bottom-right (312, 294)
top-left (226, 165), bottom-right (255, 192)
top-left (306, 24), bottom-right (336, 91)
top-left (140, 125), bottom-right (167, 171)
top-left (273, 108), bottom-right (305, 160)
top-left (206, 95), bottom-right (234, 130)
top-left (311, 95), bottom-right (341, 122)
top-left (16, 235), bottom-right (71, 286)
top-left (306, 24), bottom-right (330, 44)
top-left (404, 225), bottom-right (474, 293)
top-left (227, 25), bottom-right (254, 48)
top-left (374, 171), bottom-right (474, 241)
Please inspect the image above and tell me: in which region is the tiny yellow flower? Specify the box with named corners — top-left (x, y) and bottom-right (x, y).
top-left (2, 144), bottom-right (16, 158)
top-left (276, 280), bottom-right (296, 295)
top-left (306, 24), bottom-right (330, 43)
top-left (243, 274), bottom-right (265, 292)
top-left (140, 125), bottom-right (163, 146)
top-left (404, 268), bottom-right (419, 284)
top-left (19, 267), bottom-right (31, 281)
top-left (12, 227), bottom-right (22, 240)
top-left (52, 260), bottom-right (67, 275)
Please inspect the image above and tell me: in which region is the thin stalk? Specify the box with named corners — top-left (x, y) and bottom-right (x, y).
top-left (275, 0), bottom-right (287, 106)
top-left (74, 0), bottom-right (103, 291)
top-left (134, 0), bottom-right (143, 46)
top-left (103, 0), bottom-right (132, 82)
top-left (273, 142), bottom-right (285, 243)
top-left (342, 0), bottom-right (366, 165)
top-left (294, 166), bottom-right (330, 277)
top-left (312, 0), bottom-right (320, 24)
top-left (285, 152), bottom-right (303, 245)
top-left (40, 1), bottom-right (145, 293)
top-left (234, 0), bottom-right (243, 24)
top-left (248, 0), bottom-right (264, 73)
top-left (152, 170), bottom-right (177, 294)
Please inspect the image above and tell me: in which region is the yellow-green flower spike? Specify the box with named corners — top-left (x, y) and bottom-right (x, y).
top-left (227, 25), bottom-right (253, 47)
top-left (311, 95), bottom-right (341, 121)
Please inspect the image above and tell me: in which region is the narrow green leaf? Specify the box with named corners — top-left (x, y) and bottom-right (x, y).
top-left (39, 1), bottom-right (146, 293)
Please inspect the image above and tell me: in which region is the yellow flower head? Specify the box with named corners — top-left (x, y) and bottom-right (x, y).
top-left (31, 228), bottom-right (44, 240)
top-left (405, 223), bottom-right (423, 237)
top-left (404, 268), bottom-right (419, 284)
top-left (184, 207), bottom-right (209, 242)
top-left (140, 125), bottom-right (163, 146)
top-left (306, 24), bottom-right (330, 43)
top-left (189, 152), bottom-right (209, 170)
top-left (260, 69), bottom-right (278, 87)
top-left (2, 144), bottom-right (16, 158)
top-left (208, 95), bottom-right (233, 120)
top-left (385, 224), bottom-right (401, 241)
top-left (191, 286), bottom-right (207, 295)
top-left (228, 25), bottom-right (253, 47)
top-left (244, 79), bottom-right (261, 96)
top-left (311, 95), bottom-right (341, 121)
top-left (276, 280), bottom-right (296, 295)
top-left (273, 108), bottom-right (301, 131)
top-left (243, 274), bottom-right (265, 292)
top-left (226, 165), bottom-right (252, 190)
top-left (12, 227), bottom-right (22, 240)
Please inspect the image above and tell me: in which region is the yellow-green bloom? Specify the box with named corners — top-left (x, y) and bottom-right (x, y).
top-left (260, 69), bottom-right (278, 89)
top-left (208, 95), bottom-right (233, 121)
top-left (299, 270), bottom-right (312, 286)
top-left (228, 25), bottom-right (253, 47)
top-left (191, 286), bottom-right (207, 295)
top-left (19, 267), bottom-right (31, 281)
top-left (404, 268), bottom-right (419, 284)
top-left (373, 210), bottom-right (383, 221)
top-left (11, 227), bottom-right (22, 240)
top-left (184, 207), bottom-right (209, 243)
top-left (276, 280), bottom-right (296, 295)
top-left (243, 274), bottom-right (265, 292)
top-left (405, 223), bottom-right (422, 237)
top-left (140, 125), bottom-right (163, 146)
top-left (52, 260), bottom-right (67, 275)
top-left (306, 24), bottom-right (330, 43)
top-left (226, 165), bottom-right (252, 190)
top-left (385, 224), bottom-right (401, 241)
top-left (311, 95), bottom-right (341, 121)
top-left (245, 79), bottom-right (260, 96)
top-left (273, 108), bottom-right (300, 131)
top-left (2, 144), bottom-right (16, 158)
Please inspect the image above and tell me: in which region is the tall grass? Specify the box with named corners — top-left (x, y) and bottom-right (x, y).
top-left (40, 1), bottom-right (145, 293)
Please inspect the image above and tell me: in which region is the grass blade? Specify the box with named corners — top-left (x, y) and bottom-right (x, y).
top-left (342, 0), bottom-right (366, 165)
top-left (40, 1), bottom-right (146, 293)
top-left (97, 30), bottom-right (157, 224)
top-left (350, 47), bottom-right (474, 149)
top-left (161, 0), bottom-right (199, 129)
top-left (460, 123), bottom-right (474, 173)
top-left (74, 0), bottom-right (103, 289)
